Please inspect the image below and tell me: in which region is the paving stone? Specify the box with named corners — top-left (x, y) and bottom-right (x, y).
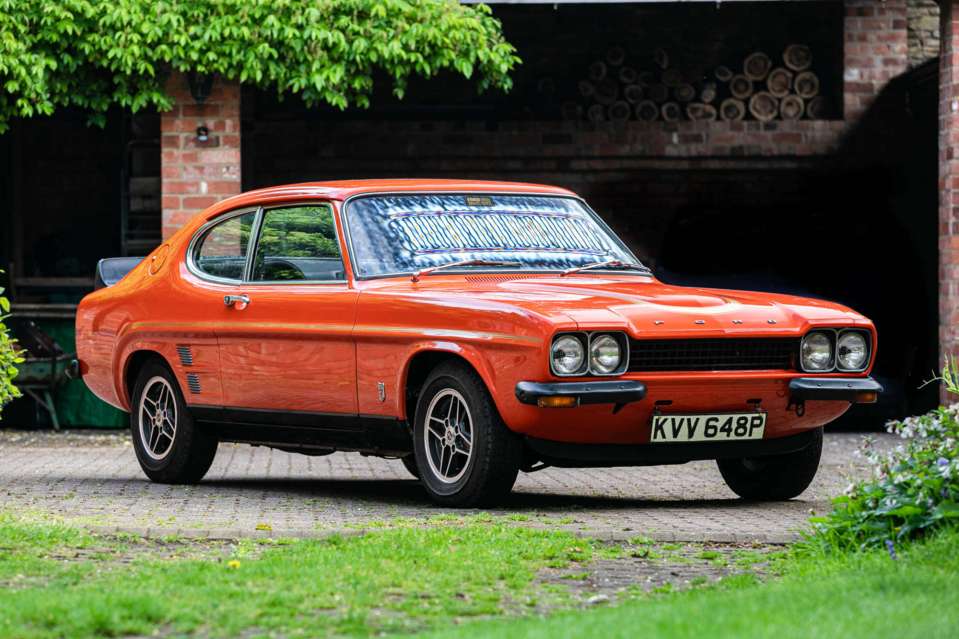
top-left (0, 430), bottom-right (892, 543)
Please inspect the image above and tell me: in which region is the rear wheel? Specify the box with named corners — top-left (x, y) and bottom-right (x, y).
top-left (130, 360), bottom-right (218, 484)
top-left (717, 428), bottom-right (823, 500)
top-left (412, 361), bottom-right (521, 507)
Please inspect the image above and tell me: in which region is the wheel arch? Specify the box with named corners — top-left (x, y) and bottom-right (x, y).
top-left (400, 347), bottom-right (496, 426)
top-left (121, 349), bottom-right (175, 409)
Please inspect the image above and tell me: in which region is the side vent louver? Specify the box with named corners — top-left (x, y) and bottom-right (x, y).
top-left (185, 373), bottom-right (201, 394)
top-left (176, 345), bottom-right (194, 367)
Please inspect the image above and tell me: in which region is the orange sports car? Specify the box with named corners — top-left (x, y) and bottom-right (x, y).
top-left (77, 179), bottom-right (881, 506)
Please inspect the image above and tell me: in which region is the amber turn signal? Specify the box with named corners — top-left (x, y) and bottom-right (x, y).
top-left (855, 391), bottom-right (878, 404)
top-left (537, 396), bottom-right (579, 408)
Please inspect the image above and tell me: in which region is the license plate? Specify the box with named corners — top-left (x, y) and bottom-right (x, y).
top-left (651, 412), bottom-right (766, 443)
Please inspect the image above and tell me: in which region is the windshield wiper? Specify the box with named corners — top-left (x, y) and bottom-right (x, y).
top-left (411, 259), bottom-right (521, 282)
top-left (560, 259), bottom-right (649, 277)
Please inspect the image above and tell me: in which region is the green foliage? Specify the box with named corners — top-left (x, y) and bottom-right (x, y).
top-left (0, 275), bottom-right (23, 416)
top-left (808, 402), bottom-right (959, 550)
top-left (0, 0), bottom-right (519, 132)
top-left (923, 353), bottom-right (959, 396)
top-left (256, 206), bottom-right (338, 259)
top-left (254, 205), bottom-right (341, 280)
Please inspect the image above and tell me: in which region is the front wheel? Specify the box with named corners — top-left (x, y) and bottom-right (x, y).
top-left (400, 455), bottom-right (420, 479)
top-left (412, 362), bottom-right (521, 507)
top-left (717, 428), bottom-right (823, 500)
top-left (130, 360), bottom-right (218, 484)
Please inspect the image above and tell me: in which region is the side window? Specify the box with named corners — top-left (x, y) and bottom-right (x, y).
top-left (194, 212), bottom-right (256, 280)
top-left (251, 205), bottom-right (345, 282)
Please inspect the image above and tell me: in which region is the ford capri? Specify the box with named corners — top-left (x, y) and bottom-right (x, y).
top-left (77, 180), bottom-right (881, 506)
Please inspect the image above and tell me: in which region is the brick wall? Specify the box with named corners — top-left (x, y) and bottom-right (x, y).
top-left (941, 0), bottom-right (959, 385)
top-left (160, 72), bottom-right (241, 238)
top-left (844, 0), bottom-right (909, 121)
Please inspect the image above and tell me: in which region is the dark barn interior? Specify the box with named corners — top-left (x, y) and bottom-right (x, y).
top-left (241, 2), bottom-right (940, 422)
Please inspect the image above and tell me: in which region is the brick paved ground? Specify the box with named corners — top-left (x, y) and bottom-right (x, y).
top-left (0, 430), bottom-right (893, 543)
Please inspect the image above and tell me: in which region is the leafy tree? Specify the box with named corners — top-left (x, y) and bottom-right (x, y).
top-left (0, 0), bottom-right (519, 132)
top-left (0, 276), bottom-right (23, 416)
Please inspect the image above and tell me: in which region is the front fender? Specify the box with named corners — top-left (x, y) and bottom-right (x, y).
top-left (354, 332), bottom-right (544, 420)
top-left (399, 340), bottom-right (499, 417)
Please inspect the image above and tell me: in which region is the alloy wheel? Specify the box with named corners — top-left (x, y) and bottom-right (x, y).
top-left (423, 388), bottom-right (473, 483)
top-left (138, 376), bottom-right (178, 460)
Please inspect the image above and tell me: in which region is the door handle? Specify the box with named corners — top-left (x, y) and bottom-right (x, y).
top-left (224, 294), bottom-right (250, 308)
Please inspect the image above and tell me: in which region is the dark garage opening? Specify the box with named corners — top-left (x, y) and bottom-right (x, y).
top-left (241, 2), bottom-right (939, 424)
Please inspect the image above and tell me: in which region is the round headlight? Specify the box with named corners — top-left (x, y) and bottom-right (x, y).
top-left (801, 332), bottom-right (834, 371)
top-left (590, 334), bottom-right (622, 374)
top-left (551, 335), bottom-right (586, 375)
top-left (837, 331), bottom-right (868, 371)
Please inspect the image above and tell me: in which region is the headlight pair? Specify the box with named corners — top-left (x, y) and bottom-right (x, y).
top-left (800, 329), bottom-right (870, 372)
top-left (550, 332), bottom-right (628, 376)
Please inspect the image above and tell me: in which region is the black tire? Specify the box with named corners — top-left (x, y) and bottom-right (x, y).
top-left (129, 359), bottom-right (218, 484)
top-left (400, 455), bottom-right (420, 479)
top-left (412, 361), bottom-right (521, 507)
top-left (717, 428), bottom-right (823, 500)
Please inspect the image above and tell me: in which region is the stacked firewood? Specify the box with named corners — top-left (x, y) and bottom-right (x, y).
top-left (564, 44), bottom-right (827, 123)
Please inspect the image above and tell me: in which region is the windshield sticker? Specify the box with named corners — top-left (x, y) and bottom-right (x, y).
top-left (464, 195), bottom-right (493, 207)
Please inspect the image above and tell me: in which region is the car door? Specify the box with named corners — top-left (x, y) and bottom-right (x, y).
top-left (183, 207), bottom-right (261, 408)
top-left (215, 202), bottom-right (359, 418)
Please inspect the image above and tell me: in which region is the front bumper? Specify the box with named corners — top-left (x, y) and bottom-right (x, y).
top-left (515, 376), bottom-right (881, 408)
top-left (515, 380), bottom-right (647, 407)
top-left (788, 377), bottom-right (883, 403)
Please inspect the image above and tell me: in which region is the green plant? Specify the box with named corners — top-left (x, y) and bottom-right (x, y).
top-left (0, 275), bottom-right (23, 416)
top-left (922, 353), bottom-right (959, 396)
top-left (0, 0), bottom-right (519, 132)
top-left (808, 398), bottom-right (959, 550)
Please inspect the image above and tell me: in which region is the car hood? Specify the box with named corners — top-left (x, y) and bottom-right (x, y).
top-left (370, 274), bottom-right (870, 335)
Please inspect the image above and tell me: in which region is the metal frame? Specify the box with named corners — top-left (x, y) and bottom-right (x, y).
top-left (186, 202), bottom-right (348, 286)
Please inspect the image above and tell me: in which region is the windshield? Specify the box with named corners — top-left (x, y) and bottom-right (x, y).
top-left (345, 194), bottom-right (645, 278)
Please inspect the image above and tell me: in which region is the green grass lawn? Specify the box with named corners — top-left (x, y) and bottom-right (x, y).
top-left (0, 514), bottom-right (590, 638)
top-left (430, 528), bottom-right (959, 639)
top-left (0, 512), bottom-right (956, 638)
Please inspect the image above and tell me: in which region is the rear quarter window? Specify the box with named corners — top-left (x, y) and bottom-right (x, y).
top-left (193, 212), bottom-right (257, 280)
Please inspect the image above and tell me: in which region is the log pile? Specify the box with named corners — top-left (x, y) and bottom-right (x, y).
top-left (564, 43), bottom-right (829, 123)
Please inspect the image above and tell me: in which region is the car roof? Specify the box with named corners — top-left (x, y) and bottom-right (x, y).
top-left (219, 179), bottom-right (578, 207)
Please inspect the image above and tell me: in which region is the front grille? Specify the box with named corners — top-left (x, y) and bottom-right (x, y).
top-left (627, 337), bottom-right (799, 372)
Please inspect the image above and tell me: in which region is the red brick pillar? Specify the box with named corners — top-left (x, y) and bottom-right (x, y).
top-left (941, 0), bottom-right (959, 388)
top-left (160, 73), bottom-right (241, 238)
top-left (843, 0), bottom-right (909, 121)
